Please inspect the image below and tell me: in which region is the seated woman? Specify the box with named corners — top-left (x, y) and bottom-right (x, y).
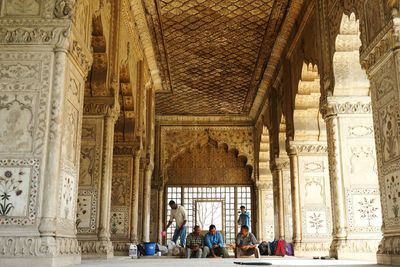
top-left (235, 225), bottom-right (260, 258)
top-left (203, 225), bottom-right (229, 258)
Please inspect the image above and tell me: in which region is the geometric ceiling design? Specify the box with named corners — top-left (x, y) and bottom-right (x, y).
top-left (147, 0), bottom-right (289, 116)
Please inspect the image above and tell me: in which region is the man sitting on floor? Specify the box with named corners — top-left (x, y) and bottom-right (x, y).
top-left (235, 225), bottom-right (260, 258)
top-left (204, 224), bottom-right (229, 258)
top-left (185, 225), bottom-right (204, 258)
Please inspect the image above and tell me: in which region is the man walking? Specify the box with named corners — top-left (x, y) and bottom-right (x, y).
top-left (186, 225), bottom-right (204, 258)
top-left (164, 200), bottom-right (187, 247)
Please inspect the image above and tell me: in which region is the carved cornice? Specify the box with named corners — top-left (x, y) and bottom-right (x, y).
top-left (69, 40), bottom-right (93, 75)
top-left (361, 20), bottom-right (396, 72)
top-left (321, 97), bottom-right (372, 118)
top-left (113, 142), bottom-right (141, 156)
top-left (0, 19), bottom-right (71, 46)
top-left (129, 0), bottom-right (163, 91)
top-left (290, 143), bottom-right (328, 154)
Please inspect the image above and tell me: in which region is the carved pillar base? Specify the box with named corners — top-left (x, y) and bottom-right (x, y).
top-left (79, 239), bottom-right (114, 259)
top-left (329, 239), bottom-right (380, 261)
top-left (294, 241), bottom-right (331, 257)
top-left (376, 235), bottom-right (400, 265)
top-left (0, 236), bottom-right (81, 267)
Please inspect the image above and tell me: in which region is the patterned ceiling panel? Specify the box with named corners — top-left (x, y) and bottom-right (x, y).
top-left (148, 0), bottom-right (288, 115)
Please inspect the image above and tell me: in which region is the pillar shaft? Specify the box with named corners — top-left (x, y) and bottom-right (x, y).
top-left (130, 150), bottom-right (142, 243)
top-left (98, 111), bottom-right (118, 243)
top-left (142, 161), bottom-right (154, 242)
top-left (289, 149), bottom-right (302, 245)
top-left (273, 167), bottom-right (285, 240)
top-left (325, 113), bottom-right (347, 243)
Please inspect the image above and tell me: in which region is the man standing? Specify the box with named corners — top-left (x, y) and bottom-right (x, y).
top-left (238, 205), bottom-right (251, 230)
top-left (164, 200), bottom-right (187, 247)
top-left (185, 225), bottom-right (204, 258)
top-left (204, 225), bottom-right (229, 258)
top-left (235, 225), bottom-right (260, 258)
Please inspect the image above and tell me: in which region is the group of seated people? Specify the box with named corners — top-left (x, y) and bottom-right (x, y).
top-left (165, 200), bottom-right (259, 258)
top-left (185, 224), bottom-right (260, 259)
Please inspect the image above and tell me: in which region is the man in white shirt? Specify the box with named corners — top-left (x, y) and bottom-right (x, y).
top-left (164, 200), bottom-right (187, 247)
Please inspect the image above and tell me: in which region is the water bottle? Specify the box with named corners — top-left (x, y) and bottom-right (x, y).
top-left (129, 243), bottom-right (138, 259)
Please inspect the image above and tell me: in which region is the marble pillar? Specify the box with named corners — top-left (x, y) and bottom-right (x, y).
top-left (289, 141), bottom-right (332, 256)
top-left (363, 12), bottom-right (400, 265)
top-left (142, 160), bottom-right (154, 242)
top-left (272, 162), bottom-right (285, 240)
top-left (77, 105), bottom-right (119, 259)
top-left (130, 149), bottom-right (142, 244)
top-left (324, 97), bottom-right (381, 260)
top-left (0, 3), bottom-right (91, 266)
top-left (256, 180), bottom-right (274, 241)
top-left (288, 147), bottom-right (301, 246)
top-left (110, 144), bottom-right (135, 255)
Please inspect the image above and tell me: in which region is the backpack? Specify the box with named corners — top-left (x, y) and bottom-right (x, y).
top-left (137, 244), bottom-right (146, 256)
top-left (275, 240), bottom-right (286, 256)
top-left (285, 242), bottom-right (294, 256)
top-left (269, 240), bottom-right (278, 255)
top-left (258, 241), bottom-right (271, 255)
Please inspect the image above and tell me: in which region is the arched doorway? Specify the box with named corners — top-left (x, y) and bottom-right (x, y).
top-left (165, 142), bottom-right (253, 245)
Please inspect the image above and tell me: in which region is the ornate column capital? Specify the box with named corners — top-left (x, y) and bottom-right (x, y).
top-left (54, 0), bottom-right (76, 19)
top-left (275, 157), bottom-right (290, 170)
top-left (255, 181), bottom-right (270, 190)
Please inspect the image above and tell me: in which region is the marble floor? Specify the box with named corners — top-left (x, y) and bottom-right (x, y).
top-left (74, 256), bottom-right (385, 267)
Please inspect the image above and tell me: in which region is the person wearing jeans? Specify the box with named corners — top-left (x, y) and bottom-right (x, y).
top-left (164, 200), bottom-right (187, 247)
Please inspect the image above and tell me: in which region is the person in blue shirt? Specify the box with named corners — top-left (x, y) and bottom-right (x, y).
top-left (237, 205), bottom-right (251, 229)
top-left (203, 224), bottom-right (229, 258)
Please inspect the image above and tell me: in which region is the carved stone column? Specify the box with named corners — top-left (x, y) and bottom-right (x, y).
top-left (323, 97), bottom-right (381, 260)
top-left (272, 163), bottom-right (285, 240)
top-left (288, 146), bottom-right (302, 246)
top-left (0, 2), bottom-right (91, 266)
top-left (110, 144), bottom-right (135, 255)
top-left (77, 104), bottom-right (119, 259)
top-left (324, 104), bottom-right (348, 257)
top-left (130, 148), bottom-right (142, 244)
top-left (288, 142), bottom-right (331, 257)
top-left (97, 107), bottom-right (119, 256)
top-left (362, 11), bottom-right (400, 265)
top-left (255, 181), bottom-right (272, 241)
top-left (142, 159), bottom-right (154, 242)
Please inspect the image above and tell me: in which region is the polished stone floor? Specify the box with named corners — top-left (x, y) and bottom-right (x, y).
top-left (74, 256), bottom-right (385, 267)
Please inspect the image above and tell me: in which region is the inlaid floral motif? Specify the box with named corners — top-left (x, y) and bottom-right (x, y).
top-left (0, 170), bottom-right (24, 215)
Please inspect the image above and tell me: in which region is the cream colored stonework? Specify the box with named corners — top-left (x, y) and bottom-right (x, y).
top-left (1, 0), bottom-right (400, 266)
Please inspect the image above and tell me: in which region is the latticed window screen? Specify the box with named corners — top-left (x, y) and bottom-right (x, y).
top-left (166, 186), bottom-right (252, 244)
